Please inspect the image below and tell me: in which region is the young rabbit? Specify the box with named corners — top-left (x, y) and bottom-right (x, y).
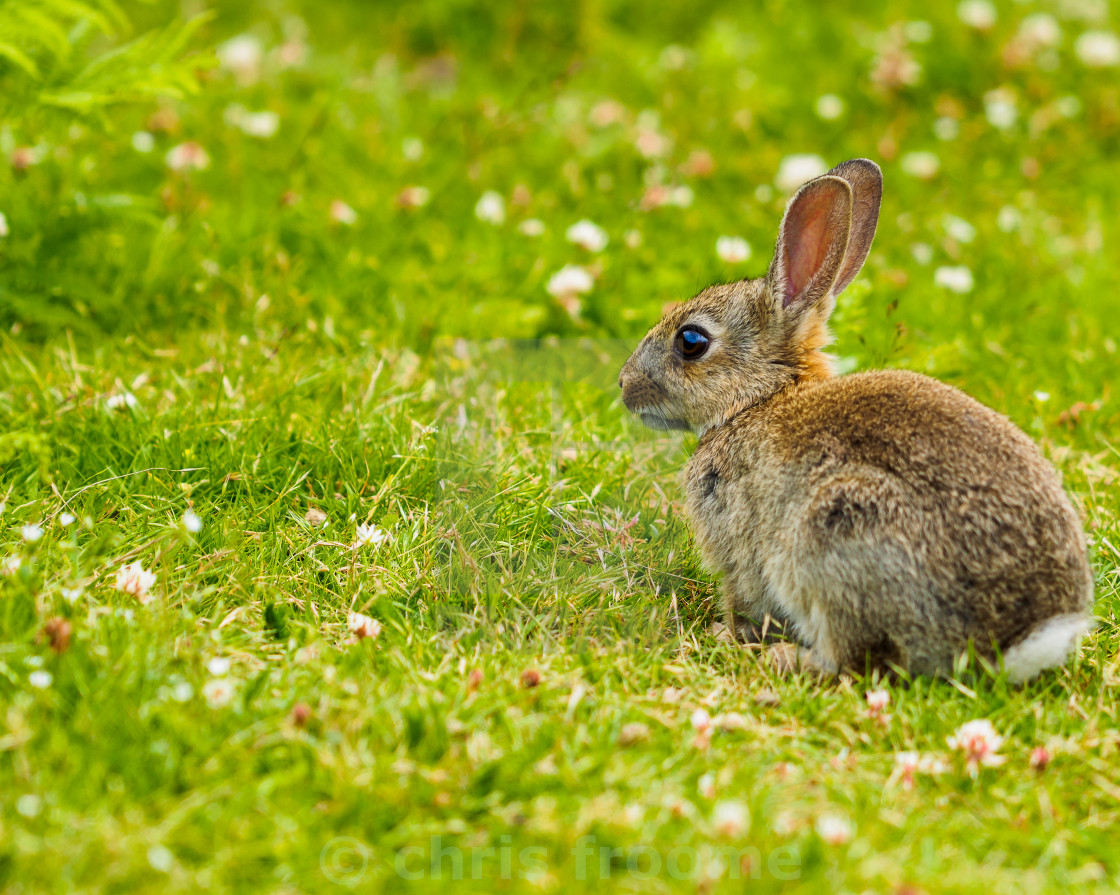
top-left (619, 159), bottom-right (1093, 680)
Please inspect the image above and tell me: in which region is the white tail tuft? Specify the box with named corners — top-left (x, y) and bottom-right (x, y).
top-left (1004, 614), bottom-right (1093, 683)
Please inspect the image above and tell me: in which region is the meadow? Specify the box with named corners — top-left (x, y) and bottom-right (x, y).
top-left (2, 0), bottom-right (1119, 891)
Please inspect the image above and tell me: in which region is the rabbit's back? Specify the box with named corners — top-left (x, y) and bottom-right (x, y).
top-left (687, 369), bottom-right (1093, 672)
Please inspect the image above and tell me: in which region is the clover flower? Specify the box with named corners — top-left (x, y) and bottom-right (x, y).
top-left (716, 236), bottom-right (751, 264)
top-left (165, 142), bottom-right (210, 172)
top-left (474, 191), bottom-right (506, 225)
top-left (948, 719), bottom-right (1006, 776)
top-left (566, 220), bottom-right (609, 252)
top-left (115, 561), bottom-right (157, 602)
top-left (545, 265), bottom-right (594, 298)
top-left (347, 611), bottom-right (382, 640)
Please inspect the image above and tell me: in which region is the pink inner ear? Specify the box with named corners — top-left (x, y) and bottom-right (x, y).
top-left (782, 187), bottom-right (841, 308)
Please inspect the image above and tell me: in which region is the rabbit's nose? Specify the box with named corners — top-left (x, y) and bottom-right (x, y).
top-left (617, 371), bottom-right (626, 389)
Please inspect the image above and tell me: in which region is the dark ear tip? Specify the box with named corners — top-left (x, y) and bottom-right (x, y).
top-left (828, 159), bottom-right (883, 195)
top-left (830, 158), bottom-right (881, 176)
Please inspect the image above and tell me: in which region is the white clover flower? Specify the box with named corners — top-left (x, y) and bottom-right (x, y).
top-left (105, 392), bottom-right (139, 411)
top-left (895, 750), bottom-right (920, 771)
top-left (1056, 96), bottom-right (1081, 118)
top-left (934, 265), bottom-right (974, 294)
top-left (1019, 14), bottom-right (1061, 48)
top-left (865, 689), bottom-right (890, 714)
top-left (713, 711), bottom-right (749, 731)
top-left (207, 656), bottom-right (232, 676)
top-left (910, 243), bottom-right (933, 265)
top-left (165, 142), bottom-right (210, 172)
top-left (518, 218), bottom-right (545, 237)
top-left (816, 814), bottom-right (854, 845)
top-left (16, 794), bottom-right (42, 818)
top-left (147, 844), bottom-right (174, 873)
top-left (815, 94), bottom-right (844, 120)
top-left (716, 236), bottom-right (751, 264)
top-left (900, 151), bottom-right (940, 180)
top-left (565, 219), bottom-right (609, 252)
top-left (397, 186), bottom-right (431, 208)
top-left (3, 555), bottom-right (23, 576)
top-left (329, 200), bottom-right (358, 226)
top-left (1075, 30), bottom-right (1120, 68)
top-left (997, 205), bottom-right (1022, 233)
top-left (61, 586), bottom-right (83, 603)
top-left (933, 117), bottom-right (960, 141)
top-left (223, 103), bottom-right (249, 129)
top-left (697, 772), bottom-right (716, 800)
top-left (667, 185), bottom-right (694, 208)
top-left (402, 137), bottom-right (424, 161)
top-left (957, 0), bottom-right (996, 30)
top-left (347, 610), bottom-right (382, 640)
top-left (690, 707), bottom-right (713, 733)
top-left (545, 265), bottom-right (594, 298)
top-left (217, 34), bottom-right (264, 83)
top-left (943, 214), bottom-right (977, 243)
top-left (131, 131), bottom-right (155, 153)
top-left (712, 800), bottom-right (750, 837)
top-left (984, 92), bottom-right (1018, 130)
top-left (905, 20), bottom-right (933, 43)
top-left (1033, 390), bottom-right (1051, 402)
top-left (59, 512), bottom-right (76, 527)
top-left (172, 681), bottom-right (194, 702)
top-left (182, 510), bottom-right (203, 533)
top-left (589, 99), bottom-right (627, 127)
top-left (115, 561), bottom-right (157, 601)
top-left (890, 751), bottom-right (921, 789)
top-left (948, 718), bottom-right (1006, 776)
top-left (354, 523), bottom-right (388, 548)
top-left (20, 523), bottom-right (43, 543)
top-left (238, 111), bottom-right (280, 139)
top-left (634, 129), bottom-right (671, 159)
top-left (10, 146), bottom-right (41, 169)
top-left (474, 190), bottom-right (506, 225)
top-left (275, 38), bottom-right (306, 69)
top-left (202, 678), bottom-right (236, 708)
top-left (775, 154), bottom-right (828, 192)
top-left (659, 44), bottom-right (692, 71)
top-left (0, 211), bottom-right (8, 238)
top-left (29, 670), bottom-right (53, 689)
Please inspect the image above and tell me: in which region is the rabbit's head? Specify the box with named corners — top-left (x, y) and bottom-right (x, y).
top-left (619, 159), bottom-right (882, 435)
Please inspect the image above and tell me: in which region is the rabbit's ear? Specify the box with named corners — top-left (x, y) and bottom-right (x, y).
top-left (826, 159), bottom-right (882, 296)
top-left (769, 175), bottom-right (852, 311)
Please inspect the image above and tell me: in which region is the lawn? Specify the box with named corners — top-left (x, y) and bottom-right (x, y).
top-left (2, 0), bottom-right (1119, 891)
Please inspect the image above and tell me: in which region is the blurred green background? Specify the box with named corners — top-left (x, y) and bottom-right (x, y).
top-left (3, 0), bottom-right (1118, 382)
top-left (3, 3), bottom-right (1120, 893)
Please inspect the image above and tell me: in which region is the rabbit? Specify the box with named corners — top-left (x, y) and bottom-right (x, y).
top-left (618, 158), bottom-right (1093, 680)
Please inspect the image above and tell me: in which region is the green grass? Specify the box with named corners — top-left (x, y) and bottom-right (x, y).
top-left (2, 1), bottom-right (1120, 892)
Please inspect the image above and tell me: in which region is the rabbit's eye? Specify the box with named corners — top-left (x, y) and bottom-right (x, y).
top-left (676, 326), bottom-right (710, 360)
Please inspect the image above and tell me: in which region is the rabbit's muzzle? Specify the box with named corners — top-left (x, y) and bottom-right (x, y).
top-left (618, 368), bottom-right (689, 431)
top-left (618, 367), bottom-right (660, 412)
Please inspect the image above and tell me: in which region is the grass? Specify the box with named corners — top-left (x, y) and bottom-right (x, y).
top-left (2, 0), bottom-right (1120, 891)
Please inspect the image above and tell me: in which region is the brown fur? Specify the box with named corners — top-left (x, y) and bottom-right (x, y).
top-left (619, 159), bottom-right (1093, 677)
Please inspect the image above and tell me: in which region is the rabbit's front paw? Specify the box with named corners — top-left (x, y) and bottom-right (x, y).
top-left (765, 642), bottom-right (801, 675)
top-left (765, 642), bottom-right (834, 678)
